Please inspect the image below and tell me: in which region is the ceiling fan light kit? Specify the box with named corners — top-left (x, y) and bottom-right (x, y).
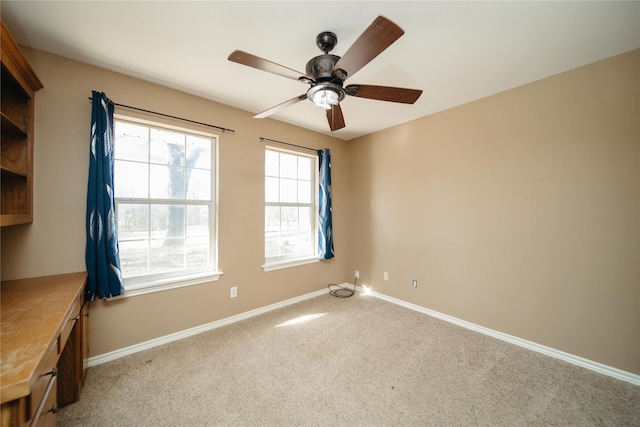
top-left (228, 15), bottom-right (423, 131)
top-left (308, 83), bottom-right (345, 110)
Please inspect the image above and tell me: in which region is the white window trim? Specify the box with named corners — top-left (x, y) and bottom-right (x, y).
top-left (109, 271), bottom-right (223, 300)
top-left (113, 114), bottom-right (220, 296)
top-left (262, 256), bottom-right (319, 272)
top-left (264, 146), bottom-right (319, 270)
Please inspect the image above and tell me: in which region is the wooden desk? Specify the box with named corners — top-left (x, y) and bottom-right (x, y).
top-left (1, 272), bottom-right (88, 427)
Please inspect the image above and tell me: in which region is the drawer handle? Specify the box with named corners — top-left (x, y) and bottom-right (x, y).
top-left (43, 366), bottom-right (58, 377)
top-left (46, 404), bottom-right (59, 414)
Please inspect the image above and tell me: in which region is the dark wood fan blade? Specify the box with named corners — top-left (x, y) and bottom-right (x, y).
top-left (228, 50), bottom-right (308, 82)
top-left (254, 94), bottom-right (307, 119)
top-left (326, 104), bottom-right (345, 131)
top-left (345, 84), bottom-right (422, 104)
top-left (332, 16), bottom-right (404, 79)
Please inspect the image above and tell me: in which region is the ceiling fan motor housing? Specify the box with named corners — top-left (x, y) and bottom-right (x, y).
top-left (306, 54), bottom-right (341, 81)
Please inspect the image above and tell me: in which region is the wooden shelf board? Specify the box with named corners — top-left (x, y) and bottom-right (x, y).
top-left (1, 111), bottom-right (28, 135)
top-left (1, 164), bottom-right (28, 178)
top-left (0, 213), bottom-right (33, 227)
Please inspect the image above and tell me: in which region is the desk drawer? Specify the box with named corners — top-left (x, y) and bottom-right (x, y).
top-left (59, 295), bottom-right (82, 353)
top-left (28, 342), bottom-right (58, 422)
top-left (31, 376), bottom-right (57, 427)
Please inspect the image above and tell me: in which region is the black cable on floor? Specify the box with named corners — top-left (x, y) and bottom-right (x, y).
top-left (328, 276), bottom-right (357, 298)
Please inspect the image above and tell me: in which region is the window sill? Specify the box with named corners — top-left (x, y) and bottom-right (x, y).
top-left (108, 271), bottom-right (223, 300)
top-left (263, 256), bottom-right (319, 272)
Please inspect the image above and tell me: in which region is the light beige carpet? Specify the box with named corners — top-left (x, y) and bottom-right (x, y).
top-left (58, 293), bottom-right (640, 426)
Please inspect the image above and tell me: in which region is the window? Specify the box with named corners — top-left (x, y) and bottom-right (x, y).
top-left (114, 117), bottom-right (219, 293)
top-left (264, 147), bottom-right (318, 269)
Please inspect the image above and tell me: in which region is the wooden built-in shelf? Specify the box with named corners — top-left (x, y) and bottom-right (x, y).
top-left (0, 19), bottom-right (43, 227)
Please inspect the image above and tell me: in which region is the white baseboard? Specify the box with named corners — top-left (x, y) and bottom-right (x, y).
top-left (89, 282), bottom-right (640, 386)
top-left (359, 285), bottom-right (640, 386)
top-left (88, 287), bottom-right (329, 367)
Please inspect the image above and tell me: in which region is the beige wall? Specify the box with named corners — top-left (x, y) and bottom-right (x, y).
top-left (2, 46), bottom-right (638, 375)
top-left (347, 49), bottom-right (640, 374)
top-left (1, 48), bottom-right (348, 356)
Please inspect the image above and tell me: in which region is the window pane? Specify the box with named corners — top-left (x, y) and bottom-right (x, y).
top-left (280, 178), bottom-right (297, 203)
top-left (186, 236), bottom-right (210, 268)
top-left (297, 230), bottom-right (314, 255)
top-left (265, 177), bottom-right (279, 203)
top-left (148, 205), bottom-right (168, 243)
top-left (299, 207), bottom-right (311, 230)
top-left (117, 203), bottom-right (151, 278)
top-left (187, 135), bottom-right (211, 170)
top-left (280, 231), bottom-right (312, 259)
top-left (117, 204), bottom-right (149, 241)
top-left (166, 166), bottom-right (187, 199)
top-left (281, 206), bottom-right (298, 230)
top-left (149, 136), bottom-right (170, 166)
top-left (265, 206), bottom-right (280, 231)
top-left (280, 153), bottom-right (297, 179)
top-left (115, 160), bottom-right (148, 198)
top-left (115, 122), bottom-right (149, 162)
top-left (149, 164), bottom-right (170, 199)
top-left (298, 156), bottom-right (312, 180)
top-left (265, 150), bottom-right (279, 177)
top-left (186, 205), bottom-right (209, 237)
top-left (149, 204), bottom-right (186, 273)
top-left (119, 240), bottom-right (149, 278)
top-left (298, 181), bottom-right (311, 203)
top-left (149, 237), bottom-right (184, 273)
top-left (151, 129), bottom-right (184, 165)
top-left (265, 231), bottom-right (280, 258)
top-left (186, 206), bottom-right (211, 269)
top-left (186, 168), bottom-right (211, 200)
top-left (280, 230), bottom-right (298, 255)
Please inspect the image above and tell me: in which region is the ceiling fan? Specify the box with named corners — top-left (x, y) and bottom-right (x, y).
top-left (228, 15), bottom-right (423, 131)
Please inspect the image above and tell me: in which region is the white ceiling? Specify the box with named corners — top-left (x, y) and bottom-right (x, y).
top-left (2, 1), bottom-right (639, 140)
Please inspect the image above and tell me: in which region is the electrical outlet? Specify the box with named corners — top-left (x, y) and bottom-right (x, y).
top-left (384, 272), bottom-right (389, 281)
top-left (230, 286), bottom-right (237, 298)
top-left (412, 280), bottom-right (418, 288)
top-left (355, 270), bottom-right (360, 279)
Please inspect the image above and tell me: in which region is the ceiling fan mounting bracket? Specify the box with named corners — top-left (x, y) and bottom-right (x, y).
top-left (316, 31), bottom-right (337, 53)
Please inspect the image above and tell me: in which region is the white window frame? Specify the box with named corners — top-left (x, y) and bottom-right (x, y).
top-left (263, 146), bottom-right (319, 271)
top-left (113, 115), bottom-right (221, 297)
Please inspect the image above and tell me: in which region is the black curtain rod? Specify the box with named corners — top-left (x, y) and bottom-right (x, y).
top-left (88, 97), bottom-right (235, 134)
top-left (260, 137), bottom-right (318, 152)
